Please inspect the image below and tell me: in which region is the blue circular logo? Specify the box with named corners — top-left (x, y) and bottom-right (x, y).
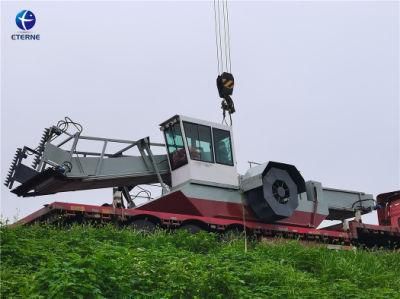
top-left (16, 10), bottom-right (36, 31)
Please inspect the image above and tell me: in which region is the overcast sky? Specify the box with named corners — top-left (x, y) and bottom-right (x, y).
top-left (1, 1), bottom-right (399, 224)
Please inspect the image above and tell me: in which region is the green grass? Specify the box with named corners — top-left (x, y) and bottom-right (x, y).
top-left (1, 225), bottom-right (399, 299)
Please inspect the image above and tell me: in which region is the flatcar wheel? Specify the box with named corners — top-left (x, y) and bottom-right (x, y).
top-left (179, 224), bottom-right (204, 234)
top-left (224, 227), bottom-right (244, 237)
top-left (220, 226), bottom-right (245, 241)
top-left (132, 219), bottom-right (156, 232)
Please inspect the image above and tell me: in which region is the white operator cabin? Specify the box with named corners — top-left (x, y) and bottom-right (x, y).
top-left (160, 115), bottom-right (239, 189)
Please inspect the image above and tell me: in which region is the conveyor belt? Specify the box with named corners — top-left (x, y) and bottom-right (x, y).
top-left (12, 167), bottom-right (171, 197)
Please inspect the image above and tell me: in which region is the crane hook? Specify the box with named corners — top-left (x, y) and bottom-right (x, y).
top-left (216, 72), bottom-right (235, 125)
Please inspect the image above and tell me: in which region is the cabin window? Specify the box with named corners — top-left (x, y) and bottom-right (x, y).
top-left (183, 122), bottom-right (214, 163)
top-left (213, 128), bottom-right (233, 166)
top-left (164, 122), bottom-right (188, 170)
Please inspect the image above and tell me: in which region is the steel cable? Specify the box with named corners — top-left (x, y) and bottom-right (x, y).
top-left (225, 0), bottom-right (232, 72)
top-left (216, 0), bottom-right (224, 72)
top-left (222, 0), bottom-right (228, 72)
top-left (213, 0), bottom-right (221, 74)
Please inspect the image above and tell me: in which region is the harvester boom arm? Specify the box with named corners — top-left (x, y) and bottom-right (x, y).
top-left (5, 122), bottom-right (171, 197)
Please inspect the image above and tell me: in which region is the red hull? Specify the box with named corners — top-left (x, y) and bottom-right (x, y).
top-left (137, 191), bottom-right (326, 228)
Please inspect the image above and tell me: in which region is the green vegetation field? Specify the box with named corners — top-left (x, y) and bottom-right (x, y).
top-left (1, 225), bottom-right (399, 299)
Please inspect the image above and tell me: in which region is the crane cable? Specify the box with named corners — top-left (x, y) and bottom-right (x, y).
top-left (222, 0), bottom-right (230, 73)
top-left (225, 0), bottom-right (232, 73)
top-left (213, 0), bottom-right (222, 74)
top-left (213, 0), bottom-right (232, 73)
top-left (213, 0), bottom-right (235, 126)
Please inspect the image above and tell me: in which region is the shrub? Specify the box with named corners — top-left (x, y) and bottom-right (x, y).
top-left (1, 225), bottom-right (399, 298)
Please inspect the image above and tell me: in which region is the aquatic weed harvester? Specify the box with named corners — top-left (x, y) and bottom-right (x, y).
top-left (4, 1), bottom-right (399, 249)
top-left (4, 115), bottom-right (399, 248)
